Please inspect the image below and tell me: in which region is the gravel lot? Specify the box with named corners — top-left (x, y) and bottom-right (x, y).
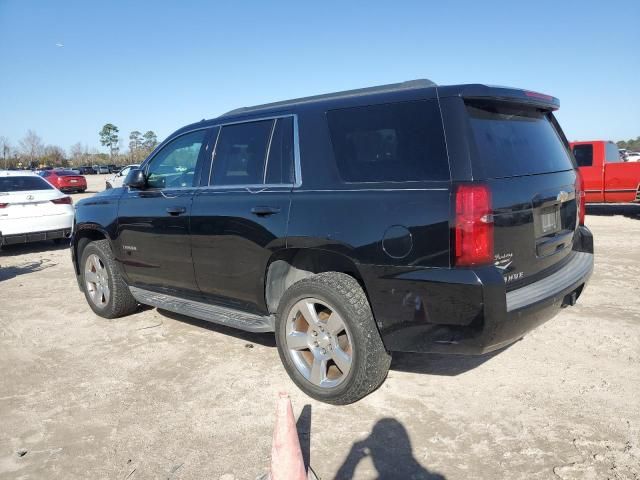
top-left (1, 174), bottom-right (639, 479)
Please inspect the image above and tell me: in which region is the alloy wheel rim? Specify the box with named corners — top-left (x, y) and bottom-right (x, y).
top-left (84, 254), bottom-right (110, 308)
top-left (285, 298), bottom-right (353, 388)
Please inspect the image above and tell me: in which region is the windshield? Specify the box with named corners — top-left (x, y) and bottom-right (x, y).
top-left (56, 170), bottom-right (81, 176)
top-left (0, 176), bottom-right (54, 192)
top-left (466, 101), bottom-right (574, 178)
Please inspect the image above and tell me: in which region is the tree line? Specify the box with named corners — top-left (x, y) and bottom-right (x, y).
top-left (616, 137), bottom-right (640, 152)
top-left (0, 123), bottom-right (159, 170)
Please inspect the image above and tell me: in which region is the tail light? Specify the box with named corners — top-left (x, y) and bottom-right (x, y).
top-left (576, 170), bottom-right (585, 225)
top-left (454, 184), bottom-right (494, 266)
top-left (51, 196), bottom-right (72, 205)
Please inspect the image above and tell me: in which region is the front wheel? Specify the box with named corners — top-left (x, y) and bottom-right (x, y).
top-left (80, 239), bottom-right (138, 319)
top-left (275, 272), bottom-right (391, 405)
top-left (105, 182), bottom-right (112, 189)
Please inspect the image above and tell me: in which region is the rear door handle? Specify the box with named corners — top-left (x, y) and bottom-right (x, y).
top-left (166, 206), bottom-right (187, 216)
top-left (251, 206), bottom-right (281, 216)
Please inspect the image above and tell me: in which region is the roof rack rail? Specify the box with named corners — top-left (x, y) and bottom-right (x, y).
top-left (220, 78), bottom-right (437, 117)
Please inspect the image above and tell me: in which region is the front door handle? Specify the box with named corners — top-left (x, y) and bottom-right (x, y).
top-left (166, 206), bottom-right (187, 216)
top-left (251, 206), bottom-right (281, 216)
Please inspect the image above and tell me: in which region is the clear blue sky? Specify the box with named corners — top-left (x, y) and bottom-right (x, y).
top-left (1, 0), bottom-right (638, 153)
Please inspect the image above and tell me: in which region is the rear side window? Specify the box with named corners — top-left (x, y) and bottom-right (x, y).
top-left (605, 142), bottom-right (621, 163)
top-left (327, 100), bottom-right (450, 183)
top-left (211, 120), bottom-right (273, 186)
top-left (0, 176), bottom-right (53, 192)
top-left (466, 102), bottom-right (574, 178)
top-left (572, 144), bottom-right (593, 167)
top-left (265, 116), bottom-right (295, 184)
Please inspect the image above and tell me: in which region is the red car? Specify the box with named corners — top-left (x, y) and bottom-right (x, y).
top-left (39, 169), bottom-right (87, 193)
top-left (570, 140), bottom-right (640, 203)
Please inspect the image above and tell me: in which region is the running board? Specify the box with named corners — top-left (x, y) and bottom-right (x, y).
top-left (129, 286), bottom-right (275, 333)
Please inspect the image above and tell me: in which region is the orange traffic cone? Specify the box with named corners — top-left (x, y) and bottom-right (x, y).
top-left (270, 392), bottom-right (307, 480)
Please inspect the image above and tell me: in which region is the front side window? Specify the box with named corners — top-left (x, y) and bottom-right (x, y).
top-left (327, 100), bottom-right (450, 183)
top-left (605, 142), bottom-right (621, 163)
top-left (146, 130), bottom-right (206, 189)
top-left (210, 120), bottom-right (273, 186)
top-left (572, 144), bottom-right (593, 167)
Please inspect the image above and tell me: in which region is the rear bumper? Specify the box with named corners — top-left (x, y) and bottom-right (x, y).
top-left (1, 227), bottom-right (72, 245)
top-left (59, 184), bottom-right (87, 192)
top-left (0, 211), bottom-right (74, 236)
top-left (366, 226), bottom-right (594, 354)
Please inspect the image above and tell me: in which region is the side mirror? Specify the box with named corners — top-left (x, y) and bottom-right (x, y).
top-left (123, 168), bottom-right (146, 189)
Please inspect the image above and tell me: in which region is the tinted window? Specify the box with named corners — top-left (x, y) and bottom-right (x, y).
top-left (146, 130), bottom-right (206, 189)
top-left (56, 170), bottom-right (80, 176)
top-left (605, 142), bottom-right (621, 163)
top-left (328, 100), bottom-right (449, 182)
top-left (211, 120), bottom-right (273, 186)
top-left (0, 176), bottom-right (53, 192)
top-left (265, 116), bottom-right (295, 184)
top-left (573, 144), bottom-right (593, 167)
top-left (466, 102), bottom-right (574, 178)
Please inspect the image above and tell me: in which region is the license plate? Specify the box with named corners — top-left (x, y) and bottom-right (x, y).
top-left (70, 179), bottom-right (78, 183)
top-left (541, 209), bottom-right (559, 234)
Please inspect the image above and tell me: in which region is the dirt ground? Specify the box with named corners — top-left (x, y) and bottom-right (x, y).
top-left (1, 174), bottom-right (639, 479)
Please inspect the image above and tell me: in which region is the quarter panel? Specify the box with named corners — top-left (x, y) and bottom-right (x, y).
top-left (286, 189), bottom-right (451, 267)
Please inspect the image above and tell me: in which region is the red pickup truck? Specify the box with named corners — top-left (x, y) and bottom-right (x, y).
top-left (571, 140), bottom-right (640, 203)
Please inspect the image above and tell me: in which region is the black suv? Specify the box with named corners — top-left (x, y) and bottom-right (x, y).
top-left (72, 80), bottom-right (594, 404)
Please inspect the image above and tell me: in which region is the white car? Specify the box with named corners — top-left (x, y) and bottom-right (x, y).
top-left (105, 164), bottom-right (139, 189)
top-left (0, 171), bottom-right (74, 247)
top-left (626, 152), bottom-right (640, 162)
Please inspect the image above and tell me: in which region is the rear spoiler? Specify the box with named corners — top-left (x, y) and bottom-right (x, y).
top-left (438, 84), bottom-right (560, 111)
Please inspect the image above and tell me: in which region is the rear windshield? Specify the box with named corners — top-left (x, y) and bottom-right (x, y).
top-left (466, 101), bottom-right (574, 178)
top-left (0, 176), bottom-right (53, 192)
top-left (56, 170), bottom-right (80, 176)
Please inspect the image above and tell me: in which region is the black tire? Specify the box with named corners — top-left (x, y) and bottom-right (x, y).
top-left (275, 272), bottom-right (391, 405)
top-left (80, 239), bottom-right (138, 319)
top-left (105, 182), bottom-right (112, 190)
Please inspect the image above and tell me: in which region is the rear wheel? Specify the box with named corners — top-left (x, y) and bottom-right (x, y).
top-left (80, 239), bottom-right (138, 319)
top-left (275, 272), bottom-right (391, 405)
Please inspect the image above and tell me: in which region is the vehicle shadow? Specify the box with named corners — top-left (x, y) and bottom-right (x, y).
top-left (586, 203), bottom-right (640, 219)
top-left (333, 417), bottom-right (445, 480)
top-left (0, 241), bottom-right (68, 257)
top-left (0, 259), bottom-right (56, 281)
top-left (155, 308), bottom-right (276, 347)
top-left (390, 345), bottom-right (510, 376)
